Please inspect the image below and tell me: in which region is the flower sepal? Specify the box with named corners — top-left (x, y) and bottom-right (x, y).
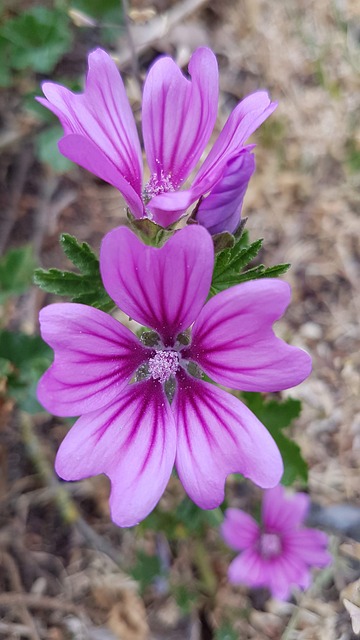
top-left (211, 217), bottom-right (249, 254)
top-left (127, 210), bottom-right (183, 247)
top-left (212, 231), bottom-right (236, 253)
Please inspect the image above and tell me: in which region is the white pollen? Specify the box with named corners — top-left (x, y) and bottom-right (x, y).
top-left (148, 351), bottom-right (179, 384)
top-left (144, 170), bottom-right (176, 199)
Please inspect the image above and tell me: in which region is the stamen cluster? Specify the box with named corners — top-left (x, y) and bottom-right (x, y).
top-left (148, 350), bottom-right (179, 384)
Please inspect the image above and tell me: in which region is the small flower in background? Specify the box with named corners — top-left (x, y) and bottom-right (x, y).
top-left (221, 485), bottom-right (331, 600)
top-left (37, 47), bottom-right (276, 233)
top-left (37, 225), bottom-right (311, 528)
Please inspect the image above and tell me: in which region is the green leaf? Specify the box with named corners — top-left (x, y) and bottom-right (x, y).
top-left (346, 139), bottom-right (360, 173)
top-left (215, 623), bottom-right (239, 640)
top-left (1, 7), bottom-right (72, 74)
top-left (211, 232), bottom-right (261, 293)
top-left (60, 233), bottom-right (99, 274)
top-left (213, 239), bottom-right (263, 285)
top-left (0, 330), bottom-right (51, 369)
top-left (33, 269), bottom-right (114, 311)
top-left (241, 392), bottom-right (308, 486)
top-left (211, 230), bottom-right (290, 294)
top-left (0, 245), bottom-right (36, 302)
top-left (172, 584), bottom-right (198, 614)
top-left (0, 37), bottom-right (11, 87)
top-left (233, 262), bottom-right (290, 285)
top-left (35, 126), bottom-right (73, 174)
top-left (70, 0), bottom-right (123, 22)
top-left (34, 269), bottom-right (95, 295)
top-left (175, 497), bottom-right (224, 534)
top-left (0, 330), bottom-right (52, 413)
top-left (33, 234), bottom-right (115, 312)
top-left (139, 496), bottom-right (223, 541)
top-left (0, 357), bottom-right (12, 378)
top-left (256, 263), bottom-right (290, 278)
top-left (242, 393), bottom-right (301, 429)
top-left (129, 551), bottom-right (163, 594)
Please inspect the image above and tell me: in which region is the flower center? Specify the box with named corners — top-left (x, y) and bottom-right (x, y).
top-left (144, 170), bottom-right (176, 200)
top-left (259, 532), bottom-right (282, 559)
top-left (148, 350), bottom-right (179, 384)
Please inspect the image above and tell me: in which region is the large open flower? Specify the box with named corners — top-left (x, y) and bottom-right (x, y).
top-left (221, 486), bottom-right (331, 599)
top-left (37, 226), bottom-right (311, 527)
top-left (37, 48), bottom-right (276, 233)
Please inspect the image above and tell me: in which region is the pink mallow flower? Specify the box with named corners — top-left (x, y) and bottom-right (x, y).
top-left (221, 486), bottom-right (331, 600)
top-left (37, 47), bottom-right (276, 234)
top-left (37, 226), bottom-right (311, 527)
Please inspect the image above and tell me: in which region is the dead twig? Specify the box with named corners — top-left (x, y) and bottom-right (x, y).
top-left (32, 174), bottom-right (60, 260)
top-left (0, 146), bottom-right (33, 256)
top-left (20, 413), bottom-right (123, 566)
top-left (0, 621), bottom-right (46, 639)
top-left (0, 592), bottom-right (78, 614)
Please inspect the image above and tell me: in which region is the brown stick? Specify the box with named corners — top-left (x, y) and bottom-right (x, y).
top-left (115, 0), bottom-right (210, 68)
top-left (0, 592), bottom-right (78, 614)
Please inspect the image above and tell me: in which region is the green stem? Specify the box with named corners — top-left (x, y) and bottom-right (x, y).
top-left (193, 538), bottom-right (217, 597)
top-left (20, 411), bottom-right (79, 525)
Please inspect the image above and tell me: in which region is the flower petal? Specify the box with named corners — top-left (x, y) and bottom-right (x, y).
top-left (192, 91), bottom-right (277, 194)
top-left (38, 48), bottom-right (143, 198)
top-left (143, 47), bottom-right (218, 188)
top-left (144, 93), bottom-right (275, 222)
top-left (37, 303), bottom-right (149, 416)
top-left (58, 135), bottom-right (144, 217)
top-left (100, 225), bottom-right (214, 347)
top-left (173, 372), bottom-right (283, 509)
top-left (228, 549), bottom-right (270, 589)
top-left (265, 557), bottom-right (295, 600)
top-left (184, 279), bottom-right (312, 391)
top-left (196, 150), bottom-right (255, 234)
top-left (266, 550), bottom-right (314, 599)
top-left (262, 486), bottom-right (310, 532)
top-left (284, 529), bottom-right (331, 567)
top-left (145, 188), bottom-right (201, 225)
top-left (221, 508), bottom-right (259, 551)
top-left (55, 379), bottom-right (176, 527)
top-left (228, 550), bottom-right (307, 599)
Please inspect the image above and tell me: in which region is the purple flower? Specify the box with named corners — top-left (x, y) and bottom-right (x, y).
top-left (221, 486), bottom-right (331, 600)
top-left (37, 48), bottom-right (276, 233)
top-left (37, 226), bottom-right (311, 527)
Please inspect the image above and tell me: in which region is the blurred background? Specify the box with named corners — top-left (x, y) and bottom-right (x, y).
top-left (0, 0), bottom-right (360, 638)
